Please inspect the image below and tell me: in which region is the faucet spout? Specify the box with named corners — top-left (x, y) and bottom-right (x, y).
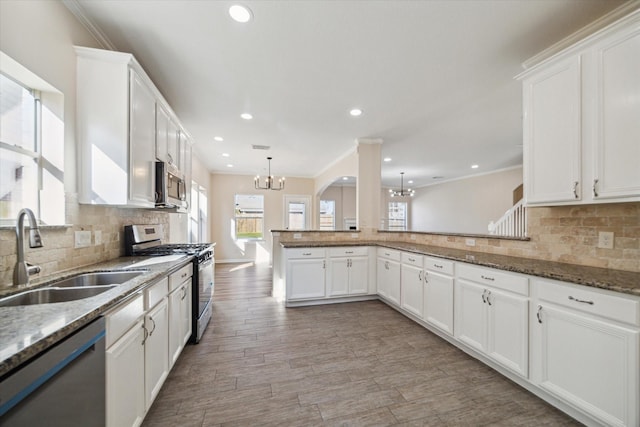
top-left (13, 208), bottom-right (43, 287)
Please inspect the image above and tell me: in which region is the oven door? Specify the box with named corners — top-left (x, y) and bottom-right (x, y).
top-left (198, 257), bottom-right (214, 316)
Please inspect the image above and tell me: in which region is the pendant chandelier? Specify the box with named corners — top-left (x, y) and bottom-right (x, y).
top-left (389, 172), bottom-right (415, 197)
top-left (254, 157), bottom-right (285, 190)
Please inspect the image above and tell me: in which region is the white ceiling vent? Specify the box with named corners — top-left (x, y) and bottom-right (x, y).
top-left (252, 145), bottom-right (270, 150)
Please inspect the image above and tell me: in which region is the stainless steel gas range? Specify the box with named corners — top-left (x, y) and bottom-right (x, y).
top-left (124, 225), bottom-right (214, 343)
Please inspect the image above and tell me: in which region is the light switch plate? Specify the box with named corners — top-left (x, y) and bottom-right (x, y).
top-left (94, 230), bottom-right (102, 245)
top-left (293, 233), bottom-right (302, 239)
top-left (465, 238), bottom-right (476, 247)
top-left (597, 231), bottom-right (614, 249)
top-left (75, 230), bottom-right (91, 248)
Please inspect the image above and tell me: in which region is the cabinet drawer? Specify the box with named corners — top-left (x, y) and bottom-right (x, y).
top-left (424, 257), bottom-right (454, 276)
top-left (169, 263), bottom-right (193, 292)
top-left (377, 248), bottom-right (401, 261)
top-left (401, 252), bottom-right (423, 268)
top-left (286, 248), bottom-right (326, 259)
top-left (457, 263), bottom-right (528, 296)
top-left (328, 246), bottom-right (369, 257)
top-left (105, 293), bottom-right (144, 348)
top-left (536, 279), bottom-right (640, 326)
top-left (145, 277), bottom-right (169, 310)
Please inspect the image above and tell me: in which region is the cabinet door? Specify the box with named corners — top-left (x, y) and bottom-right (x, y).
top-left (386, 260), bottom-right (401, 307)
top-left (423, 271), bottom-right (454, 335)
top-left (181, 282), bottom-right (193, 347)
top-left (155, 104), bottom-right (169, 163)
top-left (144, 298), bottom-right (169, 410)
top-left (376, 258), bottom-right (389, 299)
top-left (348, 256), bottom-right (369, 295)
top-left (129, 69), bottom-right (157, 206)
top-left (592, 27), bottom-right (640, 200)
top-left (401, 264), bottom-right (424, 318)
top-left (454, 279), bottom-right (487, 353)
top-left (287, 259), bottom-right (326, 300)
top-left (106, 319), bottom-right (145, 427)
top-left (167, 119), bottom-right (180, 170)
top-left (328, 258), bottom-right (349, 297)
top-left (533, 304), bottom-right (639, 427)
top-left (486, 289), bottom-right (528, 377)
top-left (523, 56), bottom-right (582, 204)
top-left (168, 287), bottom-right (182, 368)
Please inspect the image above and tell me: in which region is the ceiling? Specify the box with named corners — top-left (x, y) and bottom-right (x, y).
top-left (68, 0), bottom-right (627, 188)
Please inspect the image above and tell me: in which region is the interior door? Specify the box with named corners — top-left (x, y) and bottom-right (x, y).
top-left (284, 195), bottom-right (311, 230)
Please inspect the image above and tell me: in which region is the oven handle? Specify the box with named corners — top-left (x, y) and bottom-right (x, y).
top-left (198, 257), bottom-right (214, 269)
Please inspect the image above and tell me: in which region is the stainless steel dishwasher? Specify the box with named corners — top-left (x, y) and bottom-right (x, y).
top-left (0, 317), bottom-right (106, 426)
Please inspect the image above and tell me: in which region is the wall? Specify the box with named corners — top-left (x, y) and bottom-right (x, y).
top-left (411, 167), bottom-right (523, 234)
top-left (0, 1), bottom-right (172, 287)
top-left (210, 173), bottom-right (315, 263)
top-left (318, 185), bottom-right (356, 230)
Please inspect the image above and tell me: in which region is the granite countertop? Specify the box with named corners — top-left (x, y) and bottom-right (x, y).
top-left (280, 240), bottom-right (640, 297)
top-left (0, 255), bottom-right (192, 377)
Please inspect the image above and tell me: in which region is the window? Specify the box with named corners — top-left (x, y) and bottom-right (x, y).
top-left (234, 194), bottom-right (263, 240)
top-left (0, 68), bottom-right (64, 225)
top-left (388, 201), bottom-right (408, 231)
top-left (319, 200), bottom-right (335, 230)
top-left (189, 181), bottom-right (208, 243)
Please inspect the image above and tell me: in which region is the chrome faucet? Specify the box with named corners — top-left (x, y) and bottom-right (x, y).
top-left (13, 208), bottom-right (43, 287)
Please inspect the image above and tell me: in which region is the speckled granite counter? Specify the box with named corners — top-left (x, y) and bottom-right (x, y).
top-left (280, 240), bottom-right (640, 297)
top-left (0, 255), bottom-right (191, 377)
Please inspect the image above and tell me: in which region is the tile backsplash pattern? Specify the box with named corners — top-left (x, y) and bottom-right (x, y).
top-left (0, 194), bottom-right (170, 287)
top-left (279, 202), bottom-right (640, 273)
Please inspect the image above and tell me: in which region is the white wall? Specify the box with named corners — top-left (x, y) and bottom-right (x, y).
top-left (410, 167), bottom-right (523, 234)
top-left (210, 173), bottom-right (315, 263)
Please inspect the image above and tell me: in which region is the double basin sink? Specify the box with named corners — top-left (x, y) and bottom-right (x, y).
top-left (0, 271), bottom-right (145, 308)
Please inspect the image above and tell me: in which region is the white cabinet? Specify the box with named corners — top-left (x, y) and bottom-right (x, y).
top-left (531, 279), bottom-right (640, 427)
top-left (169, 281), bottom-right (192, 367)
top-left (327, 247), bottom-right (369, 296)
top-left (401, 253), bottom-right (424, 318)
top-left (155, 104), bottom-right (179, 170)
top-left (105, 295), bottom-right (145, 427)
top-left (285, 248), bottom-right (326, 300)
top-left (376, 248), bottom-right (401, 306)
top-left (423, 257), bottom-right (454, 335)
top-left (519, 11), bottom-right (640, 206)
top-left (144, 296), bottom-right (169, 410)
top-left (455, 264), bottom-right (529, 377)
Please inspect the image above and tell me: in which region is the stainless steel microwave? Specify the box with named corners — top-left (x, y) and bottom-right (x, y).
top-left (155, 161), bottom-right (187, 210)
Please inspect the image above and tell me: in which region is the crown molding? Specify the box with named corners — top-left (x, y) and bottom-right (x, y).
top-left (62, 0), bottom-right (117, 51)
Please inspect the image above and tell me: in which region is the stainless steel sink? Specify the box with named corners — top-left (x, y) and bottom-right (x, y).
top-left (0, 286), bottom-right (117, 307)
top-left (51, 271), bottom-right (144, 288)
top-left (0, 271), bottom-right (145, 307)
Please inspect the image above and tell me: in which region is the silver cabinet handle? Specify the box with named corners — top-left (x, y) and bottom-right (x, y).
top-left (384, 252), bottom-right (391, 257)
top-left (486, 291), bottom-right (492, 306)
top-left (481, 275), bottom-right (495, 281)
top-left (418, 271), bottom-right (423, 281)
top-left (536, 305), bottom-right (542, 324)
top-left (322, 260), bottom-right (325, 269)
top-left (573, 181), bottom-right (579, 199)
top-left (302, 252), bottom-right (311, 256)
top-left (181, 286), bottom-right (187, 300)
top-left (141, 324), bottom-right (149, 346)
top-left (568, 296), bottom-right (594, 305)
top-left (592, 179), bottom-right (599, 198)
top-left (434, 264), bottom-right (443, 269)
top-left (481, 289), bottom-right (487, 304)
top-left (385, 261), bottom-right (389, 270)
top-left (408, 257), bottom-right (416, 262)
top-left (149, 316), bottom-right (156, 336)
top-left (345, 251), bottom-right (354, 254)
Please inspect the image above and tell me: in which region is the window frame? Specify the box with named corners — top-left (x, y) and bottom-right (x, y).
top-left (319, 199), bottom-right (336, 230)
top-left (388, 201), bottom-right (408, 231)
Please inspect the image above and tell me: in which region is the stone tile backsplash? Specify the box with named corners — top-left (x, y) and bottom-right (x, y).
top-left (0, 194), bottom-right (170, 287)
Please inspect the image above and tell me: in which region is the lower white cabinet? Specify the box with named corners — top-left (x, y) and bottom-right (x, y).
top-left (423, 257), bottom-right (454, 335)
top-left (455, 265), bottom-right (529, 377)
top-left (327, 247), bottom-right (369, 297)
top-left (169, 281), bottom-right (192, 368)
top-left (286, 254), bottom-right (326, 300)
top-left (377, 249), bottom-right (401, 306)
top-left (106, 318), bottom-right (145, 427)
top-left (144, 296), bottom-right (169, 410)
top-left (532, 279), bottom-right (640, 427)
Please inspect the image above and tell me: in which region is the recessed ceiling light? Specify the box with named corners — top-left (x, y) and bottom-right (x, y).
top-left (342, 177), bottom-right (349, 181)
top-left (229, 4), bottom-right (252, 23)
top-left (433, 176), bottom-right (444, 179)
top-left (227, 164), bottom-right (234, 168)
top-left (241, 113), bottom-right (253, 120)
top-left (408, 180), bottom-right (413, 184)
top-left (471, 164), bottom-right (479, 169)
top-left (383, 157), bottom-right (392, 162)
top-left (222, 153), bottom-right (230, 157)
top-left (349, 108), bottom-right (363, 117)
top-left (214, 136), bottom-right (224, 142)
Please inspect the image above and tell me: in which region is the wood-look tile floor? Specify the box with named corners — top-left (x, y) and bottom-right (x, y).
top-left (143, 263), bottom-right (582, 426)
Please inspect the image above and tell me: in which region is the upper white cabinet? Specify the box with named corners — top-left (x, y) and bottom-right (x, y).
top-left (519, 10), bottom-right (640, 206)
top-left (76, 46), bottom-right (193, 207)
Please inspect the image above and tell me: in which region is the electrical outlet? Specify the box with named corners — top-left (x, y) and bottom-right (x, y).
top-left (597, 231), bottom-right (614, 249)
top-left (410, 234), bottom-right (417, 240)
top-left (465, 238), bottom-right (476, 247)
top-left (293, 233), bottom-right (302, 239)
top-left (94, 230), bottom-right (102, 245)
top-left (75, 230), bottom-right (91, 248)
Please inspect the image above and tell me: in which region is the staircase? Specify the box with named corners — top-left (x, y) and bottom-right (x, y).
top-left (488, 199), bottom-right (527, 238)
